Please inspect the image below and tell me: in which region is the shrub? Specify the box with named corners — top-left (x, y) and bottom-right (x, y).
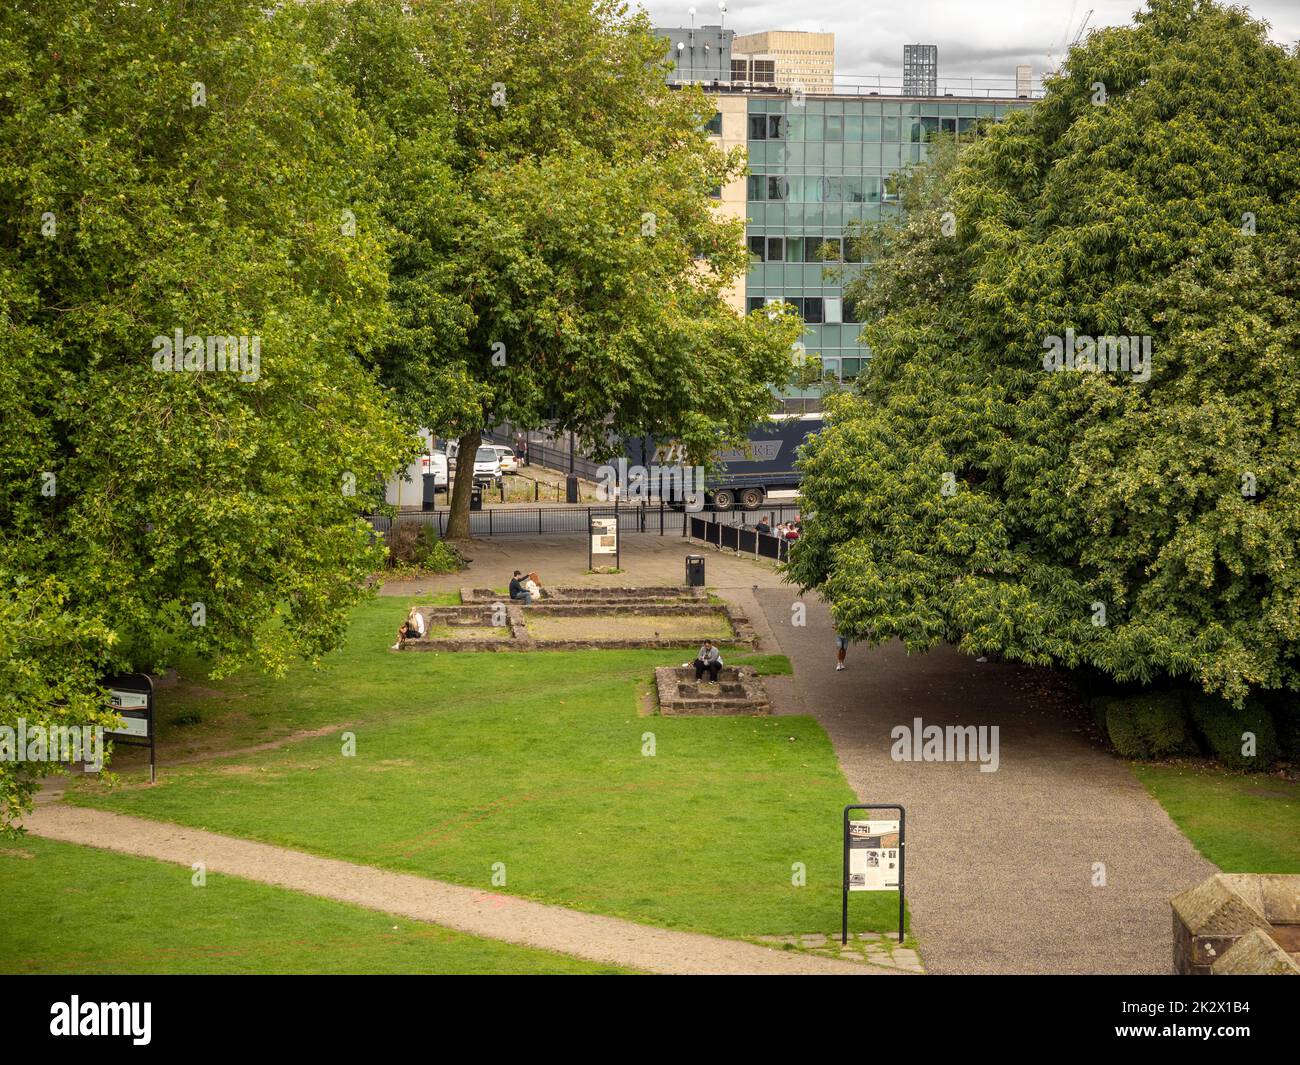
top-left (1095, 692), bottom-right (1195, 759)
top-left (1269, 695), bottom-right (1300, 760)
top-left (388, 522), bottom-right (466, 573)
top-left (1188, 693), bottom-right (1279, 770)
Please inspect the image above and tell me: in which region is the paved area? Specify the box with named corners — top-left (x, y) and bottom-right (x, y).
top-left (379, 532), bottom-right (789, 597)
top-left (21, 805), bottom-right (897, 976)
top-left (753, 589), bottom-right (1218, 975)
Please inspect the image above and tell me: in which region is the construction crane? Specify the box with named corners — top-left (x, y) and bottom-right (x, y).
top-left (1072, 9), bottom-right (1094, 48)
top-left (1047, 5), bottom-right (1094, 75)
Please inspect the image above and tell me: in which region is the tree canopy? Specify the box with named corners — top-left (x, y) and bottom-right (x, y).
top-left (320, 0), bottom-right (803, 536)
top-left (788, 0), bottom-right (1300, 706)
top-left (0, 0), bottom-right (410, 826)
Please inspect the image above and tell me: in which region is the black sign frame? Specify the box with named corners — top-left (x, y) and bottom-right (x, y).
top-left (103, 672), bottom-right (156, 784)
top-left (842, 802), bottom-right (906, 945)
top-left (588, 513), bottom-right (620, 571)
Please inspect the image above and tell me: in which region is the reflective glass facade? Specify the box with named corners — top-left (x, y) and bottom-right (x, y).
top-left (741, 95), bottom-right (1032, 399)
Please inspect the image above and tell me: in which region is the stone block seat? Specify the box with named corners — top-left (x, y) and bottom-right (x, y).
top-left (653, 665), bottom-right (772, 716)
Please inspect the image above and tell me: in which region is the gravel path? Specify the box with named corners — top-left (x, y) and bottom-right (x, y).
top-left (22, 805), bottom-right (895, 976)
top-left (753, 588), bottom-right (1217, 974)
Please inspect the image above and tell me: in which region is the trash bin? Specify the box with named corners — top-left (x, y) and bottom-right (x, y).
top-left (470, 484), bottom-right (483, 512)
top-left (421, 473), bottom-right (439, 512)
top-left (685, 554), bottom-right (705, 588)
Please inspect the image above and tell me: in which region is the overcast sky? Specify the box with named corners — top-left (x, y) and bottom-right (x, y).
top-left (637, 1), bottom-right (1300, 87)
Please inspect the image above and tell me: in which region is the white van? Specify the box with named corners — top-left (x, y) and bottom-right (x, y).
top-left (421, 451), bottom-right (449, 489)
top-left (386, 449), bottom-right (446, 508)
top-left (472, 446), bottom-right (503, 488)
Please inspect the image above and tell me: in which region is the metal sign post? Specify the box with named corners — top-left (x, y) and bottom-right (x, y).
top-left (103, 673), bottom-right (156, 784)
top-left (842, 803), bottom-right (906, 945)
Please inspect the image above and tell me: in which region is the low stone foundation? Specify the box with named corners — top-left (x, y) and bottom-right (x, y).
top-left (653, 665), bottom-right (772, 715)
top-left (1171, 873), bottom-right (1300, 975)
top-left (461, 585), bottom-right (706, 605)
top-left (395, 587), bottom-right (758, 652)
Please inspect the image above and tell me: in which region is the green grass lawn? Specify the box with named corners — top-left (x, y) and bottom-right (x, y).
top-left (0, 836), bottom-right (632, 975)
top-left (66, 597), bottom-right (900, 941)
top-left (1133, 763), bottom-right (1300, 873)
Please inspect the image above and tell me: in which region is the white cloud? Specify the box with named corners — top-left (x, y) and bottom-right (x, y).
top-left (638, 0), bottom-right (1300, 85)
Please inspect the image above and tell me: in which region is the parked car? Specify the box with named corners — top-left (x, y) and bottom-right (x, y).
top-left (485, 445), bottom-right (519, 474)
top-left (420, 451), bottom-right (449, 491)
top-left (471, 446), bottom-right (503, 488)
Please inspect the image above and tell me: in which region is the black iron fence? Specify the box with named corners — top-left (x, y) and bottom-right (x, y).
top-left (687, 513), bottom-right (792, 561)
top-left (368, 502), bottom-right (803, 539)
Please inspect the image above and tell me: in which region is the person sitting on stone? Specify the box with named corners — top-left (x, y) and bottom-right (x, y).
top-left (693, 640), bottom-right (723, 682)
top-left (509, 570), bottom-right (532, 606)
top-left (392, 607), bottom-right (426, 650)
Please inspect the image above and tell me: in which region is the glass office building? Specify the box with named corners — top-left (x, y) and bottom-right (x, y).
top-left (736, 93), bottom-right (1033, 406)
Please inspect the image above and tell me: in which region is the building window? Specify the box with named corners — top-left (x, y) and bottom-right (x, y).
top-left (705, 111), bottom-right (723, 135)
top-left (747, 296), bottom-right (765, 313)
top-left (731, 59), bottom-right (748, 81)
top-left (824, 115), bottom-right (844, 141)
top-left (766, 176), bottom-right (788, 201)
top-left (748, 235), bottom-right (766, 260)
top-left (768, 115), bottom-right (787, 139)
top-left (803, 297), bottom-right (823, 324)
top-left (766, 237), bottom-right (784, 261)
top-left (753, 60), bottom-right (775, 82)
top-left (747, 174), bottom-right (765, 201)
top-left (825, 297), bottom-right (843, 324)
top-left (748, 114), bottom-right (767, 140)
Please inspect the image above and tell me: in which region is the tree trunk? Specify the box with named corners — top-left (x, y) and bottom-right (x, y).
top-left (444, 427), bottom-right (482, 541)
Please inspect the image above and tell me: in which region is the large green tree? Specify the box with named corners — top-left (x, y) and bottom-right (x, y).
top-left (324, 0), bottom-right (802, 538)
top-left (788, 0), bottom-right (1300, 706)
top-left (0, 0), bottom-right (411, 828)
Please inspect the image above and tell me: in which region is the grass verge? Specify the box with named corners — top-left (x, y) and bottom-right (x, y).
top-left (0, 836), bottom-right (633, 974)
top-left (1133, 762), bottom-right (1300, 873)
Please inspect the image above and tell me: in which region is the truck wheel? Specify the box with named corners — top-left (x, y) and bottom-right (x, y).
top-left (739, 488), bottom-right (764, 510)
top-left (712, 489), bottom-right (735, 511)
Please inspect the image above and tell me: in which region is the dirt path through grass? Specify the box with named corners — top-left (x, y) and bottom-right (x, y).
top-left (21, 805), bottom-right (898, 976)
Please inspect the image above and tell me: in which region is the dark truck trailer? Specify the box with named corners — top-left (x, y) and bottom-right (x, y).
top-left (628, 414), bottom-right (824, 511)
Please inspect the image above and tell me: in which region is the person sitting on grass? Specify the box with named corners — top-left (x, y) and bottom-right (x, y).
top-left (693, 640), bottom-right (723, 682)
top-left (392, 608), bottom-right (426, 650)
top-left (509, 570), bottom-right (532, 606)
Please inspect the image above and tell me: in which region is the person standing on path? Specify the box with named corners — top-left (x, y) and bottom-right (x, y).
top-left (835, 631), bottom-right (848, 671)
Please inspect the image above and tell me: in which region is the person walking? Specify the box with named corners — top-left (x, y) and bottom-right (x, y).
top-left (835, 631), bottom-right (848, 671)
